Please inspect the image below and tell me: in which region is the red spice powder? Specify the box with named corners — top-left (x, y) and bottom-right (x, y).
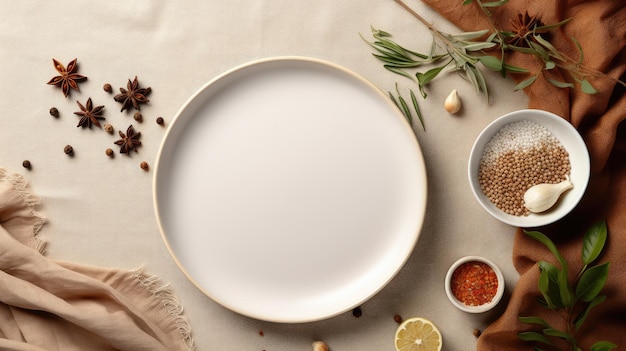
top-left (451, 261), bottom-right (498, 306)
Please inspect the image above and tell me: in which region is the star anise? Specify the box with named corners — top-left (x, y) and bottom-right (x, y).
top-left (114, 125), bottom-right (142, 154)
top-left (74, 98), bottom-right (105, 128)
top-left (46, 58), bottom-right (87, 97)
top-left (508, 12), bottom-right (544, 47)
top-left (113, 76), bottom-right (151, 112)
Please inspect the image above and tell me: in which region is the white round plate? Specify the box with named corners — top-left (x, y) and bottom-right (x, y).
top-left (153, 57), bottom-right (427, 323)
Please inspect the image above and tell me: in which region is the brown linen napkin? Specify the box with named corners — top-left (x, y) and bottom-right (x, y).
top-left (0, 169), bottom-right (194, 351)
top-left (418, 0), bottom-right (626, 349)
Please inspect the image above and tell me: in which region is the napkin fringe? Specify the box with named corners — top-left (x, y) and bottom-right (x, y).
top-left (0, 168), bottom-right (47, 254)
top-left (131, 266), bottom-right (196, 351)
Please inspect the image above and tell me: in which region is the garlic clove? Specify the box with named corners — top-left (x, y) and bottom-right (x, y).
top-left (523, 178), bottom-right (573, 213)
top-left (444, 89), bottom-right (461, 114)
top-left (312, 341), bottom-right (329, 351)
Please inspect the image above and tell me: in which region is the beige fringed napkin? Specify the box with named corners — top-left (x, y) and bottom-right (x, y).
top-left (0, 169), bottom-right (194, 351)
top-left (418, 0), bottom-right (626, 349)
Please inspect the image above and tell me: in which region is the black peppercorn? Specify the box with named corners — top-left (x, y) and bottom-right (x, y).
top-left (64, 145), bottom-right (74, 156)
top-left (49, 107), bottom-right (59, 117)
top-left (133, 112), bottom-right (143, 123)
top-left (22, 160), bottom-right (31, 169)
top-left (156, 116), bottom-right (164, 126)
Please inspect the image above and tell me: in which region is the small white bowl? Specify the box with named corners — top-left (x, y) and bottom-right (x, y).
top-left (445, 256), bottom-right (505, 313)
top-left (468, 109), bottom-right (590, 227)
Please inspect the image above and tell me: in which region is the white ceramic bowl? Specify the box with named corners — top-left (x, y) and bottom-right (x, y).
top-left (468, 109), bottom-right (590, 227)
top-left (445, 256), bottom-right (505, 313)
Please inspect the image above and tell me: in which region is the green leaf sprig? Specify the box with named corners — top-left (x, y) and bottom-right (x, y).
top-left (363, 0), bottom-right (626, 128)
top-left (518, 220), bottom-right (617, 351)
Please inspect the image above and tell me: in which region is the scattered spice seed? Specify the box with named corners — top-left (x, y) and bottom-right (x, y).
top-left (156, 116), bottom-right (164, 126)
top-left (64, 145), bottom-right (74, 156)
top-left (103, 83), bottom-right (112, 93)
top-left (451, 261), bottom-right (498, 306)
top-left (258, 330), bottom-right (264, 337)
top-left (393, 314), bottom-right (403, 324)
top-left (22, 160), bottom-right (31, 169)
top-left (105, 148), bottom-right (114, 157)
top-left (46, 58), bottom-right (87, 97)
top-left (103, 123), bottom-right (114, 134)
top-left (133, 112), bottom-right (143, 122)
top-left (352, 306), bottom-right (362, 318)
top-left (140, 161), bottom-right (149, 171)
top-left (49, 107), bottom-right (59, 117)
top-left (473, 329), bottom-right (482, 338)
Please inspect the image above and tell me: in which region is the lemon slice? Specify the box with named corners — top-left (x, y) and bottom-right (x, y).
top-left (394, 317), bottom-right (442, 351)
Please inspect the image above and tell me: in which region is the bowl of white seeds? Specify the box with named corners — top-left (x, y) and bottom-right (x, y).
top-left (468, 109), bottom-right (590, 227)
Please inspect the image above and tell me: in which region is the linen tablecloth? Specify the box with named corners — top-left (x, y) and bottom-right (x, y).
top-left (0, 1), bottom-right (561, 350)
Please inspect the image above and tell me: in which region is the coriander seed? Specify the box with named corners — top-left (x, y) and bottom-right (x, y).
top-left (103, 83), bottom-right (112, 93)
top-left (49, 107), bottom-right (59, 117)
top-left (103, 123), bottom-right (114, 134)
top-left (140, 161), bottom-right (149, 171)
top-left (133, 112), bottom-right (143, 122)
top-left (64, 145), bottom-right (74, 156)
top-left (22, 160), bottom-right (31, 169)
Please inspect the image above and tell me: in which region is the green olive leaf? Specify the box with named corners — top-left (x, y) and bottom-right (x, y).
top-left (558, 267), bottom-right (573, 307)
top-left (477, 55), bottom-right (503, 71)
top-left (543, 328), bottom-right (576, 343)
top-left (545, 61), bottom-right (556, 70)
top-left (574, 295), bottom-right (606, 330)
top-left (518, 331), bottom-right (554, 346)
top-left (580, 79), bottom-right (598, 94)
top-left (519, 316), bottom-right (552, 328)
top-left (547, 79), bottom-right (574, 89)
top-left (575, 262), bottom-right (610, 302)
top-left (503, 63), bottom-right (529, 73)
top-left (525, 230), bottom-right (568, 271)
top-left (513, 75), bottom-right (538, 91)
top-left (480, 0), bottom-right (509, 7)
top-left (590, 341), bottom-right (618, 351)
top-left (538, 261), bottom-right (563, 308)
top-left (452, 29), bottom-right (490, 41)
top-left (416, 64), bottom-right (447, 97)
top-left (582, 220), bottom-right (608, 265)
top-left (409, 89), bottom-right (424, 131)
top-left (463, 42), bottom-right (497, 51)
